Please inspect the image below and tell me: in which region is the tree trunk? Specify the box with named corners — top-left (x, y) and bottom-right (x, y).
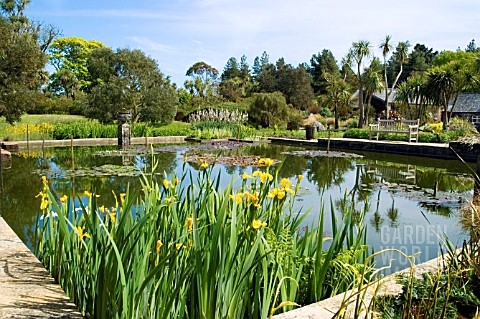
top-left (358, 83), bottom-right (364, 128)
top-left (384, 65), bottom-right (389, 119)
top-left (334, 99), bottom-right (339, 130)
top-left (447, 92), bottom-right (459, 124)
top-left (442, 100), bottom-right (448, 131)
top-left (387, 63), bottom-right (403, 119)
top-left (365, 95), bottom-right (372, 125)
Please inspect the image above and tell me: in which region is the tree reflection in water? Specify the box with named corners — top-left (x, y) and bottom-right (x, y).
top-left (0, 143), bottom-right (474, 260)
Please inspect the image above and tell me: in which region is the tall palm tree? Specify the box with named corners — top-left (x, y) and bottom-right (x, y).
top-left (349, 40), bottom-right (371, 128)
top-left (379, 35), bottom-right (393, 118)
top-left (363, 58), bottom-right (384, 124)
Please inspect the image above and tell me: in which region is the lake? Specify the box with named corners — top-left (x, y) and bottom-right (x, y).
top-left (0, 142), bottom-right (473, 273)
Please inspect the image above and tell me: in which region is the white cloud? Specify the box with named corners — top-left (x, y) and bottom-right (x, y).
top-left (32, 8), bottom-right (176, 20)
top-left (126, 37), bottom-right (175, 53)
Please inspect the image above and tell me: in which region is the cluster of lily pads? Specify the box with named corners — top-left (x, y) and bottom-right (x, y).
top-left (34, 164), bottom-right (141, 178)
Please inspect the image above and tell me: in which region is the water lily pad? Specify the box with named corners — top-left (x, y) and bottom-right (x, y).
top-left (34, 164), bottom-right (142, 179)
top-left (184, 152), bottom-right (280, 167)
top-left (281, 150), bottom-right (363, 158)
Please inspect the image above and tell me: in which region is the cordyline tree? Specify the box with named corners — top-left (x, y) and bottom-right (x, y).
top-left (85, 47), bottom-right (178, 124)
top-left (0, 0), bottom-right (57, 123)
top-left (363, 57), bottom-right (384, 123)
top-left (348, 40), bottom-right (371, 128)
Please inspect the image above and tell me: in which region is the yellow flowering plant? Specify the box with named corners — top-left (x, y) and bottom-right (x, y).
top-left (34, 156), bottom-right (369, 319)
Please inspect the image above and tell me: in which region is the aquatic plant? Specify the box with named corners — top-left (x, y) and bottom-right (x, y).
top-left (34, 158), bottom-right (369, 318)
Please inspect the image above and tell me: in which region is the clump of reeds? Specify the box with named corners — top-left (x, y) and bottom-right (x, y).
top-left (34, 158), bottom-right (369, 318)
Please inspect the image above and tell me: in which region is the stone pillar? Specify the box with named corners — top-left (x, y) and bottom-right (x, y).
top-left (118, 123), bottom-right (131, 146)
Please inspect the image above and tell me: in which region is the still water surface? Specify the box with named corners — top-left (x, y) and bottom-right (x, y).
top-left (0, 142), bottom-right (474, 272)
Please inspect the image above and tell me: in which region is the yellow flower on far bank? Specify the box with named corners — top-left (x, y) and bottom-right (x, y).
top-left (252, 219), bottom-right (267, 229)
top-left (297, 175), bottom-right (304, 182)
top-left (60, 195), bottom-right (68, 203)
top-left (75, 226), bottom-right (91, 241)
top-left (120, 193), bottom-right (126, 204)
top-left (200, 161), bottom-right (209, 169)
top-left (176, 243), bottom-right (183, 250)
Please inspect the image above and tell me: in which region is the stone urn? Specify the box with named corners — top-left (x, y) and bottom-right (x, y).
top-left (117, 111), bottom-right (132, 123)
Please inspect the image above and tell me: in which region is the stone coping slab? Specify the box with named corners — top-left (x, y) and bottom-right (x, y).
top-left (12, 136), bottom-right (187, 150)
top-left (268, 137), bottom-right (479, 163)
top-left (0, 217), bottom-right (84, 318)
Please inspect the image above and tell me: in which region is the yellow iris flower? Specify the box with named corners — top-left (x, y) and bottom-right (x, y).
top-left (163, 180), bottom-right (171, 189)
top-left (156, 240), bottom-right (163, 254)
top-left (258, 158), bottom-right (274, 167)
top-left (76, 226), bottom-right (91, 241)
top-left (280, 178), bottom-right (292, 188)
top-left (242, 172), bottom-right (251, 180)
top-left (252, 219), bottom-right (267, 229)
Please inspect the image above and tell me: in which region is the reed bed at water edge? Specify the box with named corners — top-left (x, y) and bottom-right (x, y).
top-left (34, 158), bottom-right (370, 319)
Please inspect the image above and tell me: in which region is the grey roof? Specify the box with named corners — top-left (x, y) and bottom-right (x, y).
top-left (448, 93), bottom-right (480, 113)
top-left (351, 88), bottom-right (397, 103)
top-left (372, 89), bottom-right (397, 103)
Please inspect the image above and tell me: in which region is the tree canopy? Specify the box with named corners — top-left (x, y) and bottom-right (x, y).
top-left (85, 48), bottom-right (178, 124)
top-left (48, 37), bottom-right (105, 97)
top-left (0, 0), bottom-right (49, 123)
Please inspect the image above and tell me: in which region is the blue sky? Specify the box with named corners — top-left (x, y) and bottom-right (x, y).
top-left (26, 0), bottom-right (480, 86)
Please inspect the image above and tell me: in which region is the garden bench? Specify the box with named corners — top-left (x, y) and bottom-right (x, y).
top-left (369, 119), bottom-right (419, 143)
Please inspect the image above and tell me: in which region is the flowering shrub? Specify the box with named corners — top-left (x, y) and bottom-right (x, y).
top-left (3, 123), bottom-right (54, 141)
top-left (188, 108), bottom-right (248, 124)
top-left (425, 122), bottom-right (443, 134)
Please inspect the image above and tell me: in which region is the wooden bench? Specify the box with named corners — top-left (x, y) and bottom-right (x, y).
top-left (369, 119), bottom-right (419, 143)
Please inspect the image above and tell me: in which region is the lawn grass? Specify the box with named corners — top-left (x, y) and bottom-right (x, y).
top-left (0, 114), bottom-right (88, 127)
